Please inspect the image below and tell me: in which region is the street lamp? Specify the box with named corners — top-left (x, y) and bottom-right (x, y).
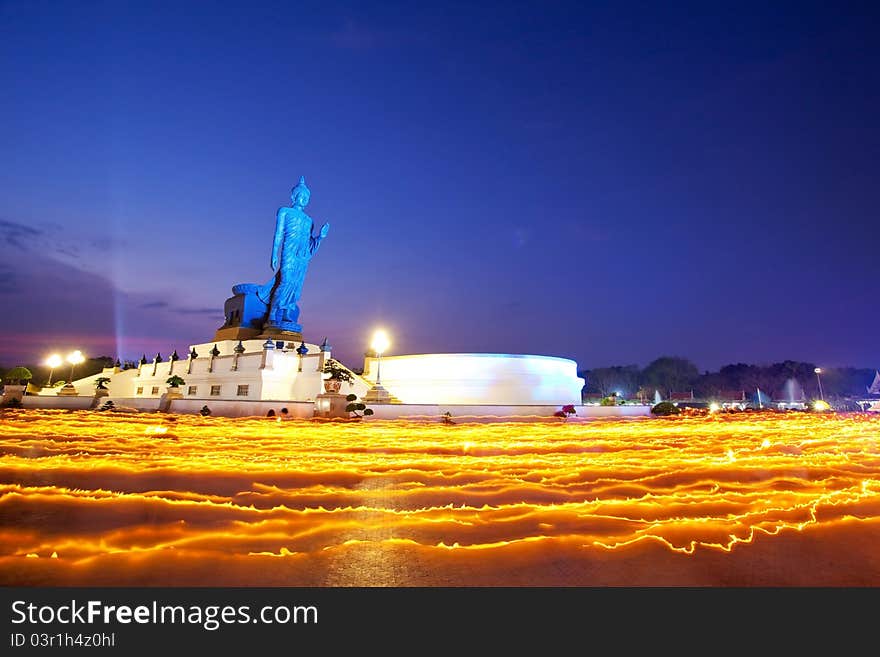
top-left (66, 350), bottom-right (85, 383)
top-left (371, 329), bottom-right (390, 385)
top-left (363, 329), bottom-right (392, 404)
top-left (814, 367), bottom-right (825, 401)
top-left (45, 353), bottom-right (63, 387)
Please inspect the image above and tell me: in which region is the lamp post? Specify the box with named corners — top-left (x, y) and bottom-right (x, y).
top-left (67, 350), bottom-right (85, 383)
top-left (363, 329), bottom-right (392, 404)
top-left (45, 354), bottom-right (63, 387)
top-left (371, 330), bottom-right (390, 385)
top-left (814, 367), bottom-right (825, 401)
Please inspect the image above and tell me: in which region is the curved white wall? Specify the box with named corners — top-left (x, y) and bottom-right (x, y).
top-left (363, 353), bottom-right (585, 405)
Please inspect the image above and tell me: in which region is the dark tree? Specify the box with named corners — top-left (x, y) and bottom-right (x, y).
top-left (585, 365), bottom-right (640, 397)
top-left (641, 357), bottom-right (699, 397)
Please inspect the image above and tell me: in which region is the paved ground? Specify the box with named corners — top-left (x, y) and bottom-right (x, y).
top-left (2, 410), bottom-right (880, 586)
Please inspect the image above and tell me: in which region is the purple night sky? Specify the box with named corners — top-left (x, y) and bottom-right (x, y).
top-left (1, 1), bottom-right (877, 372)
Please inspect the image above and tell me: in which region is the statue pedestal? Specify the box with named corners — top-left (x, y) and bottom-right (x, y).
top-left (57, 384), bottom-right (79, 396)
top-left (257, 326), bottom-right (303, 343)
top-left (314, 392), bottom-right (349, 419)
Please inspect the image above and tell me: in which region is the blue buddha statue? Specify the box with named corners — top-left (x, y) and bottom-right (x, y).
top-left (227, 177), bottom-right (329, 336)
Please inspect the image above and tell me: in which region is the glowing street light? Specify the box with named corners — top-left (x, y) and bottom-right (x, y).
top-left (363, 329), bottom-right (393, 405)
top-left (371, 329), bottom-right (390, 385)
top-left (45, 354), bottom-right (63, 387)
top-left (814, 367), bottom-right (825, 401)
top-left (66, 350), bottom-right (85, 383)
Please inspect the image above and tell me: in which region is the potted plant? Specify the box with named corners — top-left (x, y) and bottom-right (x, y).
top-left (166, 375), bottom-right (186, 392)
top-left (553, 404), bottom-right (577, 420)
top-left (3, 366), bottom-right (33, 386)
top-left (2, 366), bottom-right (32, 405)
top-left (94, 376), bottom-right (112, 399)
top-left (322, 359), bottom-right (354, 393)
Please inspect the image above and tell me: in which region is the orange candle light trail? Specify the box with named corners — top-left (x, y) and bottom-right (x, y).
top-left (1, 410), bottom-right (879, 585)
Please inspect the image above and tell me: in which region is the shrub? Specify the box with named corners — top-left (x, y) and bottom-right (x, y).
top-left (345, 393), bottom-right (374, 418)
top-left (98, 400), bottom-right (115, 412)
top-left (199, 405), bottom-right (212, 416)
top-left (553, 404), bottom-right (577, 419)
top-left (166, 375), bottom-right (186, 387)
top-left (600, 396), bottom-right (619, 406)
top-left (651, 401), bottom-right (681, 416)
top-left (3, 366), bottom-right (33, 384)
top-left (95, 377), bottom-right (111, 390)
top-left (323, 359), bottom-right (355, 384)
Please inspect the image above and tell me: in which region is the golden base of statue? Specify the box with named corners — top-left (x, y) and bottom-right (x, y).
top-left (256, 326), bottom-right (304, 343)
top-left (213, 326), bottom-right (262, 342)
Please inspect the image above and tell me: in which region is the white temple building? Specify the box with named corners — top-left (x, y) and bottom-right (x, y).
top-left (37, 337), bottom-right (331, 403)
top-left (37, 339), bottom-right (586, 408)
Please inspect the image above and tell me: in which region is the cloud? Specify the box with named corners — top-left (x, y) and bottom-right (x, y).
top-left (175, 307), bottom-right (222, 316)
top-left (0, 219), bottom-right (42, 250)
top-left (0, 217), bottom-right (124, 272)
top-left (54, 245), bottom-right (80, 259)
top-left (0, 245), bottom-right (215, 365)
top-left (136, 301), bottom-right (221, 316)
top-left (89, 237), bottom-right (127, 251)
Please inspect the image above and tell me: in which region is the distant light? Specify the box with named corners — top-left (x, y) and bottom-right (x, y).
top-left (66, 350), bottom-right (85, 366)
top-left (814, 367), bottom-right (822, 374)
top-left (371, 330), bottom-right (390, 356)
top-left (813, 400), bottom-right (831, 412)
top-left (46, 354), bottom-right (63, 369)
top-left (709, 402), bottom-right (721, 412)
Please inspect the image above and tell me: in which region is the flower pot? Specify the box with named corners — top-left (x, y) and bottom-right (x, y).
top-left (323, 380), bottom-right (342, 393)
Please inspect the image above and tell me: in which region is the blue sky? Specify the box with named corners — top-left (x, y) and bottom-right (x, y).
top-left (1, 1), bottom-right (878, 370)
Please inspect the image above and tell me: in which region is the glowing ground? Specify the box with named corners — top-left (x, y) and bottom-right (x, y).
top-left (1, 410), bottom-right (879, 586)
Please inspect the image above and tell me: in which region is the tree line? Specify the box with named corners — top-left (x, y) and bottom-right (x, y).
top-left (581, 356), bottom-right (877, 401)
